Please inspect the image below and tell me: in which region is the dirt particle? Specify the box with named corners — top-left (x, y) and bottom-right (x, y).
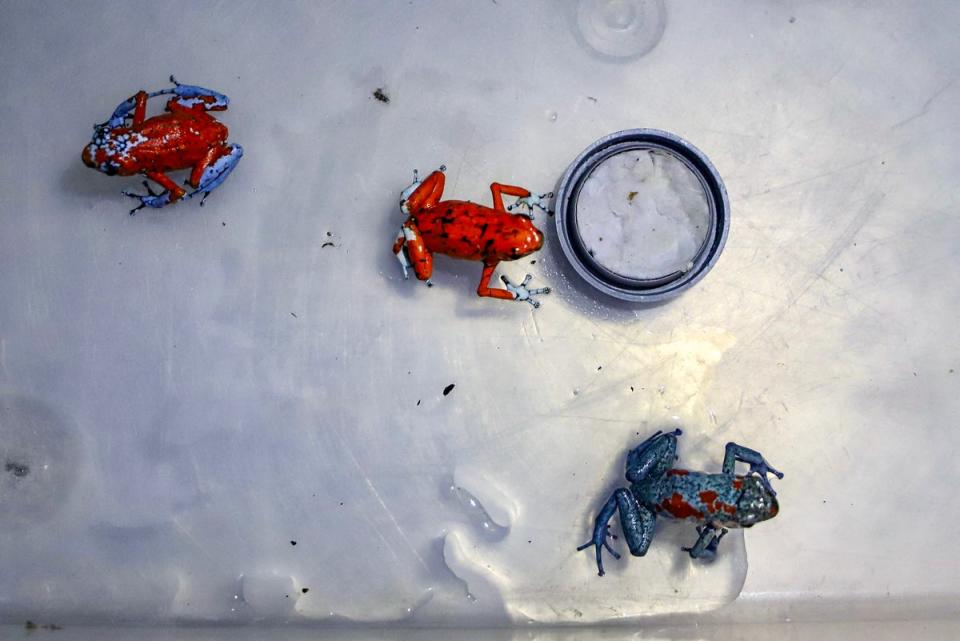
top-left (627, 191), bottom-right (638, 202)
top-left (530, 259), bottom-right (536, 264)
top-left (789, 16), bottom-right (796, 23)
top-left (586, 96), bottom-right (598, 103)
top-left (630, 386), bottom-right (634, 392)
top-left (5, 461), bottom-right (29, 477)
top-left (290, 540), bottom-right (297, 546)
top-left (321, 242), bottom-right (335, 248)
top-left (221, 221), bottom-right (226, 227)
top-left (301, 587), bottom-right (310, 594)
top-left (443, 383), bottom-right (456, 396)
top-left (290, 312), bottom-right (297, 318)
top-left (597, 365), bottom-right (602, 371)
top-left (416, 399), bottom-right (421, 406)
top-left (373, 88), bottom-right (390, 104)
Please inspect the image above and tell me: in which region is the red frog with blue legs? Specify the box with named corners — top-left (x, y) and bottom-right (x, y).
top-left (82, 76), bottom-right (243, 214)
top-left (392, 166), bottom-right (553, 307)
top-left (578, 429), bottom-right (783, 575)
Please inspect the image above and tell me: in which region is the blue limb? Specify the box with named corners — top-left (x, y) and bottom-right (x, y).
top-left (122, 180), bottom-right (171, 215)
top-left (167, 75), bottom-right (229, 110)
top-left (722, 442), bottom-right (784, 496)
top-left (614, 488), bottom-right (656, 557)
top-left (625, 428), bottom-right (682, 484)
top-left (181, 144), bottom-right (244, 206)
top-left (577, 488), bottom-right (656, 576)
top-left (576, 493), bottom-right (621, 576)
top-left (682, 525), bottom-right (728, 559)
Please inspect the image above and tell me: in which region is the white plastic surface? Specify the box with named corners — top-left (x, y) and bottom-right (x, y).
top-left (1, 0), bottom-right (959, 630)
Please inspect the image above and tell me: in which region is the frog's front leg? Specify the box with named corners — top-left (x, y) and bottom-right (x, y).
top-left (682, 525), bottom-right (728, 559)
top-left (182, 144), bottom-right (244, 206)
top-left (722, 442), bottom-right (784, 496)
top-left (103, 90), bottom-right (150, 129)
top-left (577, 488), bottom-right (656, 576)
top-left (122, 172), bottom-right (186, 215)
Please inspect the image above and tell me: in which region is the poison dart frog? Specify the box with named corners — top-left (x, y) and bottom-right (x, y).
top-left (82, 76), bottom-right (243, 214)
top-left (578, 429), bottom-right (783, 575)
top-left (392, 166), bottom-right (553, 307)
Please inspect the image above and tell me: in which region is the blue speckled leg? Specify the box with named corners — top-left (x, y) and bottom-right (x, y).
top-left (722, 442), bottom-right (784, 496)
top-left (682, 525), bottom-right (728, 559)
top-left (182, 144), bottom-right (244, 206)
top-left (167, 75), bottom-right (230, 110)
top-left (615, 488), bottom-right (656, 557)
top-left (577, 488), bottom-right (656, 575)
top-left (626, 428), bottom-right (682, 484)
top-left (576, 493), bottom-right (621, 576)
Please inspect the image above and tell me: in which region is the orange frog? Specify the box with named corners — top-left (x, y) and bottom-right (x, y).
top-left (392, 166), bottom-right (553, 307)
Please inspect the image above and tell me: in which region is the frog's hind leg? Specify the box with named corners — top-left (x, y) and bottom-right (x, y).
top-left (577, 488), bottom-right (656, 575)
top-left (182, 144), bottom-right (244, 206)
top-left (394, 222), bottom-right (433, 283)
top-left (722, 443), bottom-right (784, 496)
top-left (165, 75), bottom-right (230, 112)
top-left (682, 524), bottom-right (728, 559)
top-left (626, 428), bottom-right (683, 484)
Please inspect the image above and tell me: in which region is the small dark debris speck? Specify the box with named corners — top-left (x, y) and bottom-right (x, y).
top-left (321, 242), bottom-right (335, 248)
top-left (530, 259), bottom-right (536, 264)
top-left (597, 366), bottom-right (602, 371)
top-left (290, 312), bottom-right (298, 318)
top-left (417, 399), bottom-right (421, 406)
top-left (443, 383), bottom-right (456, 396)
top-left (527, 540), bottom-right (532, 544)
top-left (630, 386), bottom-right (634, 392)
top-left (373, 88), bottom-right (390, 103)
top-left (339, 501), bottom-right (344, 506)
top-left (301, 587), bottom-right (310, 594)
top-left (290, 540), bottom-right (297, 546)
top-left (221, 221), bottom-right (226, 227)
top-left (789, 16), bottom-right (796, 23)
top-left (627, 191), bottom-right (638, 202)
top-left (586, 96), bottom-right (598, 103)
top-left (5, 462), bottom-right (29, 477)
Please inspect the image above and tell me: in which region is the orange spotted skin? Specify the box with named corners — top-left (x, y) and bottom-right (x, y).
top-left (394, 169), bottom-right (548, 302)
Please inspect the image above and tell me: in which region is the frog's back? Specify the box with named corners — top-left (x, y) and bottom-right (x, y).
top-left (418, 201), bottom-right (543, 261)
top-left (638, 469), bottom-right (746, 525)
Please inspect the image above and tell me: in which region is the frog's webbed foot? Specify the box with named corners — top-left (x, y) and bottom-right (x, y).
top-left (507, 192), bottom-right (554, 219)
top-left (577, 524), bottom-right (621, 577)
top-left (500, 274), bottom-right (551, 308)
top-left (122, 181), bottom-right (171, 215)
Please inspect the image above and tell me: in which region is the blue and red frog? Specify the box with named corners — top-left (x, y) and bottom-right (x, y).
top-left (82, 76), bottom-right (242, 214)
top-left (392, 166), bottom-right (553, 307)
top-left (578, 429), bottom-right (783, 575)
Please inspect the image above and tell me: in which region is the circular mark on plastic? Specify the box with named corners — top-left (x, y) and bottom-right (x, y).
top-left (0, 394), bottom-right (82, 526)
top-left (576, 0), bottom-right (667, 59)
top-left (555, 129), bottom-right (730, 303)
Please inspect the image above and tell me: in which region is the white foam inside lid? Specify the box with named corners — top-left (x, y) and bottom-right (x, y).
top-left (574, 148), bottom-right (711, 280)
